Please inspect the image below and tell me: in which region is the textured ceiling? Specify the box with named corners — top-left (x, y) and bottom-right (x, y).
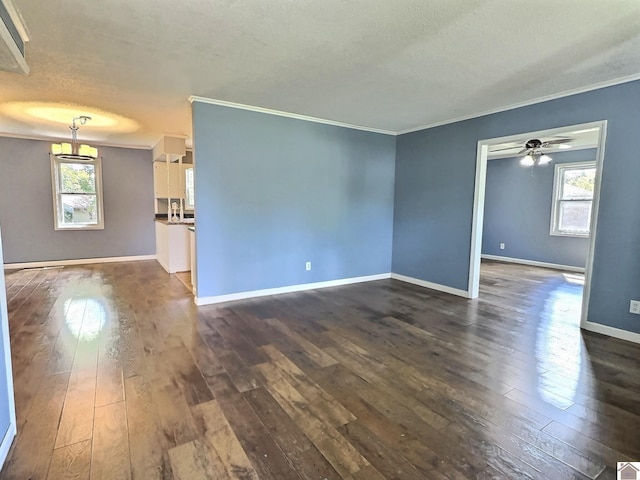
top-left (1, 0), bottom-right (640, 148)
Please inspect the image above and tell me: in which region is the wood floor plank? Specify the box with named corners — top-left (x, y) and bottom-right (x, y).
top-left (47, 440), bottom-right (92, 480)
top-left (263, 317), bottom-right (338, 368)
top-left (258, 344), bottom-right (355, 427)
top-left (243, 387), bottom-right (341, 480)
top-left (257, 364), bottom-right (371, 478)
top-left (214, 392), bottom-right (303, 480)
top-left (55, 366), bottom-right (97, 448)
top-left (1, 373), bottom-right (69, 480)
top-left (191, 400), bottom-right (259, 479)
top-left (168, 439), bottom-right (228, 480)
top-left (124, 375), bottom-right (173, 480)
top-left (90, 402), bottom-right (131, 480)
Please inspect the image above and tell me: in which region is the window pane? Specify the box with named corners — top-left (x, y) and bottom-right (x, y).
top-left (561, 167), bottom-right (595, 200)
top-left (60, 194), bottom-right (98, 225)
top-left (558, 200), bottom-right (592, 234)
top-left (185, 168), bottom-right (195, 209)
top-left (60, 163), bottom-right (96, 193)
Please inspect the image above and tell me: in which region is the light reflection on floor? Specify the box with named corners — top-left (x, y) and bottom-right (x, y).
top-left (535, 278), bottom-right (584, 409)
top-left (59, 279), bottom-right (113, 342)
top-left (64, 298), bottom-right (108, 341)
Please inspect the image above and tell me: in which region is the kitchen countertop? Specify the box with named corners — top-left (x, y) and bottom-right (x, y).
top-left (155, 218), bottom-right (195, 226)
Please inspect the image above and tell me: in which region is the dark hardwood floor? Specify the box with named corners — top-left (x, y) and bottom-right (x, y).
top-left (0, 259), bottom-right (638, 479)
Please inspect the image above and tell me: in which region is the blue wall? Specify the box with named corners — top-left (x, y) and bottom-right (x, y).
top-left (393, 79), bottom-right (640, 334)
top-left (482, 149), bottom-right (595, 268)
top-left (0, 137), bottom-right (155, 263)
top-left (192, 103), bottom-right (396, 298)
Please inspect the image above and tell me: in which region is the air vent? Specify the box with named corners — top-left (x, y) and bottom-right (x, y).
top-left (0, 0), bottom-right (28, 74)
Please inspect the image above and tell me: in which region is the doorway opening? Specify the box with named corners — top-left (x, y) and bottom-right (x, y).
top-left (468, 120), bottom-right (608, 331)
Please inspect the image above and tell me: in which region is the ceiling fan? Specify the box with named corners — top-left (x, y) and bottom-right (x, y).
top-left (492, 137), bottom-right (574, 166)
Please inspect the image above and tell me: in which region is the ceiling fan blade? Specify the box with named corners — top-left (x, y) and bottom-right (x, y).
top-left (517, 148), bottom-right (529, 155)
top-left (490, 145), bottom-right (521, 152)
top-left (543, 138), bottom-right (574, 146)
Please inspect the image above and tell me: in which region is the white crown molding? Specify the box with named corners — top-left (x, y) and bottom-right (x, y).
top-left (4, 254), bottom-right (156, 270)
top-left (0, 131), bottom-right (152, 150)
top-left (191, 73), bottom-right (640, 138)
top-left (395, 72), bottom-right (640, 135)
top-left (390, 273), bottom-right (470, 298)
top-left (194, 273), bottom-right (391, 305)
top-left (481, 254), bottom-right (585, 273)
top-left (188, 96), bottom-right (396, 136)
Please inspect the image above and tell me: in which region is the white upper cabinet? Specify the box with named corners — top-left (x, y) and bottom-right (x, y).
top-left (153, 162), bottom-right (184, 199)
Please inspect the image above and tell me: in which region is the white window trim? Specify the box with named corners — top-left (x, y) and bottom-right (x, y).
top-left (50, 155), bottom-right (105, 231)
top-left (550, 160), bottom-right (595, 238)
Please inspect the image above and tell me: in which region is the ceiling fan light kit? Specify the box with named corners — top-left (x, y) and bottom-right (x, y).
top-left (520, 154), bottom-right (536, 167)
top-left (519, 152), bottom-right (553, 167)
top-left (515, 138), bottom-right (574, 167)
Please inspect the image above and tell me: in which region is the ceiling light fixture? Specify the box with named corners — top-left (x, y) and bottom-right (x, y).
top-left (520, 152), bottom-right (552, 167)
top-left (538, 154), bottom-right (552, 165)
top-left (51, 116), bottom-right (98, 160)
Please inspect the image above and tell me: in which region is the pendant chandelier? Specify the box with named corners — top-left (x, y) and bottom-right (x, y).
top-left (51, 116), bottom-right (98, 160)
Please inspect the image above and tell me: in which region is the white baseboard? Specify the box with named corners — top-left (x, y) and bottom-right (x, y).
top-left (0, 422), bottom-right (15, 470)
top-left (195, 273), bottom-right (391, 306)
top-left (481, 254), bottom-right (585, 273)
top-left (582, 320), bottom-right (640, 345)
top-left (4, 254), bottom-right (157, 270)
top-left (156, 257), bottom-right (170, 274)
top-left (390, 273), bottom-right (470, 298)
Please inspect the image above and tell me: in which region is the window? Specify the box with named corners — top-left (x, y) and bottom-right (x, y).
top-left (550, 161), bottom-right (596, 237)
top-left (185, 166), bottom-right (195, 210)
top-left (51, 156), bottom-right (104, 230)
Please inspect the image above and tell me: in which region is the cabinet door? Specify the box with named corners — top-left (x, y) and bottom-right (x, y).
top-left (153, 162), bottom-right (169, 198)
top-left (154, 162), bottom-right (185, 199)
top-left (168, 163), bottom-right (183, 199)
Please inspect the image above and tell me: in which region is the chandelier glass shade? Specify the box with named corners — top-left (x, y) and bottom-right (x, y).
top-left (520, 152), bottom-right (552, 167)
top-left (51, 116), bottom-right (98, 160)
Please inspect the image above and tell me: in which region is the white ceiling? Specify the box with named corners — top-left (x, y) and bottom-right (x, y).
top-left (1, 0), bottom-right (640, 148)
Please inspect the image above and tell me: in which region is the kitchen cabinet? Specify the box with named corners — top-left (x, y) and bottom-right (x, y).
top-left (189, 227), bottom-right (196, 294)
top-left (155, 221), bottom-right (190, 273)
top-left (153, 162), bottom-right (184, 199)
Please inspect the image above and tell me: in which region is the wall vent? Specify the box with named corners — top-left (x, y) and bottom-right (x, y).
top-left (0, 0), bottom-right (28, 74)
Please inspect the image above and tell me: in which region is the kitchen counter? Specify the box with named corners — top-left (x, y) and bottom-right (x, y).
top-left (155, 218), bottom-right (195, 226)
top-left (155, 221), bottom-right (191, 273)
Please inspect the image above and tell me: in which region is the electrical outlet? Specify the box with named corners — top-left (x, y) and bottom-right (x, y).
top-left (499, 243), bottom-right (505, 250)
top-left (305, 261), bottom-right (311, 271)
top-left (630, 300), bottom-right (640, 315)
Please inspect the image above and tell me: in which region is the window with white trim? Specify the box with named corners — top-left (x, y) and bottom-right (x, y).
top-left (185, 166), bottom-right (195, 210)
top-left (51, 156), bottom-right (104, 230)
top-left (550, 161), bottom-right (596, 237)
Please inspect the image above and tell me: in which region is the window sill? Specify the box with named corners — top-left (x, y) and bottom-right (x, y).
top-left (549, 231), bottom-right (590, 239)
